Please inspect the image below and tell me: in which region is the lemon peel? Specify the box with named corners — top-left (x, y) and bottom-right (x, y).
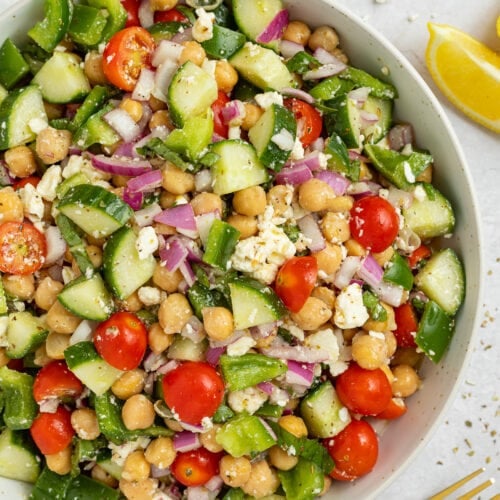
top-left (426, 22), bottom-right (500, 133)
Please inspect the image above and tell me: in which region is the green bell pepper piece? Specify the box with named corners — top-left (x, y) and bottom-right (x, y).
top-left (28, 0), bottom-right (73, 53)
top-left (30, 468), bottom-right (73, 500)
top-left (324, 132), bottom-right (356, 179)
top-left (66, 474), bottom-right (121, 500)
top-left (0, 39), bottom-right (30, 89)
top-left (278, 458), bottom-right (325, 500)
top-left (187, 281), bottom-right (229, 319)
top-left (87, 0), bottom-right (128, 43)
top-left (309, 75), bottom-right (354, 101)
top-left (73, 103), bottom-right (120, 150)
top-left (0, 366), bottom-right (37, 430)
top-left (339, 66), bottom-right (398, 99)
top-left (219, 353), bottom-right (287, 391)
top-left (71, 436), bottom-right (108, 477)
top-left (68, 4), bottom-right (108, 47)
top-left (202, 219), bottom-right (240, 270)
top-left (416, 300), bottom-right (454, 363)
top-left (383, 252), bottom-right (414, 291)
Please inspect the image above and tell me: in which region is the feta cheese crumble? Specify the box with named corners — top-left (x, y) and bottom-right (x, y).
top-left (334, 283), bottom-right (369, 328)
top-left (135, 226), bottom-right (159, 260)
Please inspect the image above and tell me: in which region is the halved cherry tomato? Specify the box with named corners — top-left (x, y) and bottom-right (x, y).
top-left (211, 90), bottom-right (230, 138)
top-left (284, 98), bottom-right (323, 147)
top-left (349, 195), bottom-right (399, 253)
top-left (335, 362), bottom-right (392, 416)
top-left (30, 405), bottom-right (75, 455)
top-left (393, 303), bottom-right (418, 348)
top-left (33, 360), bottom-right (84, 403)
top-left (120, 0), bottom-right (140, 27)
top-left (102, 27), bottom-right (156, 92)
top-left (13, 176), bottom-right (40, 190)
top-left (162, 361), bottom-right (224, 426)
top-left (170, 448), bottom-right (220, 487)
top-left (376, 397), bottom-right (407, 420)
top-left (407, 244), bottom-right (431, 269)
top-left (323, 419), bottom-right (378, 481)
top-left (154, 8), bottom-right (189, 23)
top-left (93, 311), bottom-right (148, 371)
top-left (0, 221), bottom-right (47, 275)
top-left (275, 256), bottom-right (318, 313)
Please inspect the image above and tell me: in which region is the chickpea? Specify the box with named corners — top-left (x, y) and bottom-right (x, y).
top-left (91, 464), bottom-right (119, 488)
top-left (267, 184), bottom-right (292, 218)
top-left (344, 238), bottom-right (367, 257)
top-left (179, 41), bottom-right (206, 66)
top-left (0, 187), bottom-right (24, 223)
top-left (308, 26), bottom-right (340, 53)
top-left (36, 127), bottom-right (72, 165)
top-left (351, 332), bottom-right (388, 370)
top-left (226, 214), bottom-right (258, 239)
top-left (119, 291), bottom-right (143, 313)
top-left (199, 424), bottom-right (224, 453)
top-left (4, 146), bottom-right (37, 178)
top-left (290, 296), bottom-right (332, 331)
top-left (282, 20), bottom-right (311, 46)
top-left (46, 446), bottom-right (72, 475)
top-left (372, 246), bottom-right (394, 267)
top-left (119, 478), bottom-right (160, 500)
top-left (311, 286), bottom-right (336, 309)
top-left (319, 475), bottom-right (332, 496)
top-left (153, 263), bottom-right (183, 292)
top-left (191, 192), bottom-right (223, 216)
top-left (233, 186), bottom-right (267, 216)
top-left (149, 95), bottom-right (167, 112)
top-left (391, 347), bottom-right (423, 368)
top-left (122, 450), bottom-right (151, 482)
top-left (35, 277), bottom-right (65, 310)
top-left (112, 369), bottom-right (146, 400)
top-left (363, 303), bottom-right (395, 333)
top-left (241, 460), bottom-right (280, 498)
top-left (46, 300), bottom-right (82, 334)
top-left (159, 190), bottom-right (177, 209)
top-left (2, 274), bottom-right (35, 300)
top-left (71, 408), bottom-right (100, 440)
top-left (392, 364), bottom-right (420, 397)
top-left (416, 164), bottom-right (433, 183)
top-left (34, 344), bottom-right (51, 367)
top-left (122, 394), bottom-right (156, 431)
top-left (120, 98), bottom-right (143, 123)
top-left (149, 110), bottom-right (173, 131)
top-left (278, 415), bottom-right (308, 438)
top-left (45, 332), bottom-right (71, 360)
top-left (321, 212), bottom-right (350, 243)
top-left (150, 0), bottom-right (177, 11)
top-left (342, 328), bottom-right (358, 343)
top-left (145, 437), bottom-right (176, 469)
top-left (268, 445), bottom-right (298, 471)
top-left (84, 51), bottom-right (109, 85)
top-left (313, 242), bottom-right (343, 276)
top-left (219, 455), bottom-right (252, 487)
top-left (158, 293), bottom-right (193, 334)
top-left (332, 47), bottom-right (349, 64)
top-left (379, 363), bottom-right (394, 384)
top-left (298, 179), bottom-right (353, 212)
top-left (214, 60), bottom-right (239, 94)
top-left (148, 322), bottom-right (174, 354)
top-left (241, 103), bottom-right (263, 131)
top-left (86, 245), bottom-right (103, 268)
top-left (202, 307), bottom-right (234, 341)
top-left (161, 163), bottom-right (195, 195)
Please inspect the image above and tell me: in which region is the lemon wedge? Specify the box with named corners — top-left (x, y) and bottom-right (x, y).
top-left (426, 22), bottom-right (500, 133)
top-left (497, 16), bottom-right (500, 37)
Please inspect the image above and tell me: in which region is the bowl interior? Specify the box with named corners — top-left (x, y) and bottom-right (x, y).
top-left (0, 0), bottom-right (482, 498)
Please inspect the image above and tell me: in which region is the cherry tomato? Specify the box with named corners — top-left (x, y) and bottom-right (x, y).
top-left (335, 362), bottom-right (392, 416)
top-left (102, 27), bottom-right (156, 92)
top-left (284, 98), bottom-right (323, 147)
top-left (376, 397), bottom-right (407, 420)
top-left (33, 360), bottom-right (84, 403)
top-left (0, 221), bottom-right (47, 275)
top-left (171, 448), bottom-right (220, 487)
top-left (30, 405), bottom-right (75, 455)
top-left (275, 256), bottom-right (318, 313)
top-left (154, 8), bottom-right (189, 23)
top-left (13, 176), bottom-right (40, 190)
top-left (211, 90), bottom-right (230, 138)
top-left (120, 0), bottom-right (140, 27)
top-left (162, 361), bottom-right (224, 425)
top-left (323, 419), bottom-right (378, 481)
top-left (393, 303), bottom-right (418, 348)
top-left (93, 312), bottom-right (147, 370)
top-left (349, 196), bottom-right (399, 253)
top-left (407, 244), bottom-right (431, 269)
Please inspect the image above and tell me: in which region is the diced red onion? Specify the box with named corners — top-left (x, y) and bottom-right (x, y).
top-left (285, 360), bottom-right (315, 386)
top-left (372, 280), bottom-right (405, 307)
top-left (133, 127), bottom-right (170, 155)
top-left (181, 316), bottom-right (205, 343)
top-left (274, 163), bottom-right (313, 185)
top-left (212, 132), bottom-right (225, 143)
top-left (386, 187), bottom-right (414, 210)
top-left (174, 431), bottom-right (201, 452)
top-left (347, 181), bottom-right (381, 197)
top-left (177, 235), bottom-right (203, 262)
top-left (310, 137), bottom-right (325, 152)
top-left (39, 397), bottom-right (60, 414)
top-left (303, 61), bottom-right (347, 81)
top-left (136, 102), bottom-right (153, 134)
top-left (297, 214), bottom-right (325, 252)
top-left (44, 225), bottom-right (67, 266)
top-left (133, 202), bottom-right (163, 227)
top-left (159, 237), bottom-right (189, 271)
top-left (357, 254), bottom-right (384, 288)
top-left (154, 204), bottom-right (198, 239)
top-left (70, 320), bottom-right (96, 345)
top-left (90, 153), bottom-right (153, 176)
top-left (314, 170), bottom-right (350, 196)
top-left (333, 256), bottom-right (361, 289)
top-left (313, 47), bottom-right (342, 65)
top-left (156, 359), bottom-right (180, 375)
top-left (194, 169), bottom-right (213, 192)
top-left (360, 109), bottom-right (380, 124)
top-left (153, 40), bottom-right (184, 67)
top-left (152, 60), bottom-right (179, 102)
top-left (143, 351), bottom-right (168, 372)
top-left (0, 161), bottom-right (14, 185)
top-left (196, 211), bottom-right (220, 247)
top-left (180, 421), bottom-right (204, 433)
top-left (348, 149), bottom-right (369, 162)
top-left (186, 487), bottom-right (212, 500)
top-left (204, 475), bottom-right (224, 493)
top-left (205, 346), bottom-right (225, 366)
top-left (280, 87), bottom-right (315, 104)
top-left (113, 142), bottom-right (139, 158)
top-left (221, 100), bottom-right (244, 125)
top-left (138, 0), bottom-right (154, 27)
top-left (348, 87), bottom-right (370, 105)
top-left (388, 123), bottom-right (414, 151)
top-left (151, 465), bottom-right (171, 478)
top-left (144, 372), bottom-right (155, 395)
top-left (126, 169), bottom-right (163, 193)
top-left (262, 337), bottom-right (330, 363)
top-left (171, 27), bottom-right (193, 44)
top-left (123, 188), bottom-right (144, 210)
top-left (257, 381), bottom-right (275, 395)
top-left (47, 264), bottom-right (64, 282)
top-left (103, 108), bottom-right (142, 142)
top-left (256, 9), bottom-right (289, 43)
top-left (249, 321), bottom-right (278, 340)
top-left (179, 259), bottom-right (196, 287)
top-left (132, 68), bottom-right (156, 101)
top-left (210, 329), bottom-right (246, 348)
top-left (280, 39), bottom-right (304, 58)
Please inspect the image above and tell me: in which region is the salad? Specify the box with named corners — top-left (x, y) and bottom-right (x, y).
top-left (0, 0), bottom-right (465, 498)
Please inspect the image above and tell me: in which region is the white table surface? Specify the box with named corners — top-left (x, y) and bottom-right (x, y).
top-left (0, 0), bottom-right (498, 499)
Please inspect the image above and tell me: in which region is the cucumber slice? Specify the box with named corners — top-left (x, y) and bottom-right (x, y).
top-left (248, 103), bottom-right (296, 171)
top-left (415, 248), bottom-right (465, 316)
top-left (58, 273), bottom-right (114, 321)
top-left (167, 61), bottom-right (218, 127)
top-left (362, 96), bottom-right (393, 143)
top-left (229, 276), bottom-right (286, 330)
top-left (299, 381), bottom-right (351, 438)
top-left (0, 85), bottom-right (47, 150)
top-left (0, 84), bottom-right (7, 105)
top-left (0, 428), bottom-right (40, 483)
top-left (339, 66), bottom-right (398, 100)
top-left (0, 38), bottom-right (30, 90)
top-left (210, 139), bottom-right (269, 195)
top-left (201, 24), bottom-right (246, 59)
top-left (229, 42), bottom-right (295, 91)
top-left (168, 336), bottom-right (208, 361)
top-left (6, 311), bottom-right (48, 359)
top-left (402, 183), bottom-right (455, 239)
top-left (57, 184), bottom-right (133, 238)
top-left (32, 51), bottom-right (91, 104)
top-left (103, 226), bottom-right (156, 300)
top-left (65, 341), bottom-right (124, 396)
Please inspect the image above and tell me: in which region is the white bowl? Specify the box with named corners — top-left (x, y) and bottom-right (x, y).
top-left (0, 0), bottom-right (482, 498)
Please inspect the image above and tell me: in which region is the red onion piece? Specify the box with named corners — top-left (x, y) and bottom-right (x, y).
top-left (204, 475), bottom-right (224, 493)
top-left (44, 225), bottom-right (67, 266)
top-left (221, 100), bottom-right (244, 125)
top-left (174, 431), bottom-right (201, 452)
top-left (179, 259), bottom-right (196, 287)
top-left (90, 153), bottom-right (153, 177)
top-left (133, 202), bottom-right (163, 227)
top-left (123, 188), bottom-right (144, 210)
top-left (257, 381), bottom-right (275, 395)
top-left (133, 127), bottom-right (170, 154)
top-left (357, 254), bottom-right (384, 288)
top-left (256, 9), bottom-right (289, 43)
top-left (177, 235), bottom-right (203, 262)
top-left (180, 421), bottom-right (204, 433)
top-left (126, 169), bottom-right (163, 193)
top-left (152, 39), bottom-right (184, 67)
top-left (348, 87), bottom-right (370, 105)
top-left (281, 87), bottom-right (315, 104)
top-left (132, 68), bottom-right (156, 101)
top-left (348, 149), bottom-right (369, 162)
top-left (347, 181), bottom-right (381, 198)
top-left (103, 108), bottom-right (142, 142)
top-left (372, 280), bottom-right (405, 307)
top-left (152, 59), bottom-right (179, 101)
top-left (159, 237), bottom-right (189, 272)
top-left (156, 359), bottom-right (180, 375)
top-left (360, 109), bottom-right (380, 124)
top-left (186, 487), bottom-right (212, 500)
top-left (0, 161), bottom-right (14, 185)
top-left (143, 352), bottom-right (168, 372)
top-left (313, 47), bottom-right (342, 65)
top-left (262, 337), bottom-right (330, 363)
top-left (205, 346), bottom-right (225, 366)
top-left (285, 360), bottom-right (315, 386)
top-left (171, 26), bottom-right (193, 44)
top-left (303, 61), bottom-right (347, 81)
top-left (196, 211), bottom-right (220, 247)
top-left (297, 214), bottom-right (325, 252)
top-left (334, 256), bottom-right (361, 289)
top-left (388, 123), bottom-right (414, 151)
top-left (310, 137), bottom-right (325, 152)
top-left (113, 142), bottom-right (138, 158)
top-left (314, 170), bottom-right (350, 195)
top-left (154, 204), bottom-right (198, 239)
top-left (151, 465), bottom-right (171, 478)
top-left (249, 321), bottom-right (278, 340)
top-left (387, 187), bottom-right (414, 210)
top-left (274, 163), bottom-right (313, 185)
top-left (70, 320), bottom-right (96, 346)
top-left (138, 0), bottom-right (154, 28)
top-left (258, 417), bottom-right (277, 441)
top-left (280, 39), bottom-right (304, 58)
top-left (194, 169), bottom-right (213, 192)
top-left (181, 316), bottom-right (204, 343)
top-left (39, 397), bottom-right (59, 414)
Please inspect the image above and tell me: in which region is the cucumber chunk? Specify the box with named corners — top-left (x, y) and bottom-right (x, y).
top-left (0, 428), bottom-right (40, 483)
top-left (6, 311), bottom-right (48, 359)
top-left (415, 248), bottom-right (465, 316)
top-left (201, 24), bottom-right (246, 59)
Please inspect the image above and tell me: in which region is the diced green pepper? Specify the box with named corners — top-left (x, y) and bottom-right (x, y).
top-left (278, 458), bottom-right (325, 500)
top-left (68, 4), bottom-right (108, 46)
top-left (286, 51), bottom-right (320, 74)
top-left (219, 353), bottom-right (287, 391)
top-left (137, 137), bottom-right (193, 171)
top-left (65, 474), bottom-right (121, 500)
top-left (30, 468), bottom-right (73, 500)
top-left (309, 76), bottom-right (354, 101)
top-left (71, 436), bottom-right (108, 477)
top-left (86, 0), bottom-right (128, 43)
top-left (339, 66), bottom-right (398, 99)
top-left (324, 132), bottom-right (353, 178)
top-left (203, 219), bottom-right (241, 270)
top-left (0, 39), bottom-right (30, 89)
top-left (383, 252), bottom-right (414, 290)
top-left (148, 22), bottom-right (188, 42)
top-left (187, 281), bottom-right (229, 319)
top-left (363, 290), bottom-right (388, 321)
top-left (0, 366), bottom-right (37, 430)
top-left (73, 103), bottom-right (120, 149)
